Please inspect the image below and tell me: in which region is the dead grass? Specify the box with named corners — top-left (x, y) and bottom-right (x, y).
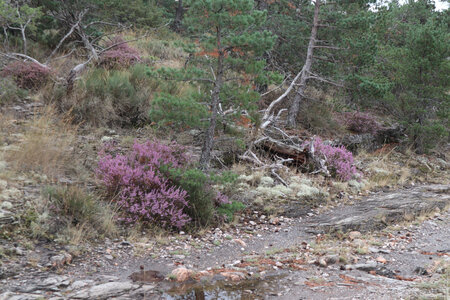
top-left (5, 106), bottom-right (77, 179)
top-left (29, 185), bottom-right (119, 244)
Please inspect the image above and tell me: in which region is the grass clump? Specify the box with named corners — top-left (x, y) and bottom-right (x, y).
top-left (5, 106), bottom-right (76, 178)
top-left (28, 185), bottom-right (118, 243)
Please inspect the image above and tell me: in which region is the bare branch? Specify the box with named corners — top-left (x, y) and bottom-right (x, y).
top-left (1, 52), bottom-right (48, 69)
top-left (46, 10), bottom-right (88, 63)
top-left (261, 69), bottom-right (304, 129)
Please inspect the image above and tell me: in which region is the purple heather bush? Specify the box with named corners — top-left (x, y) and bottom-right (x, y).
top-left (1, 61), bottom-right (51, 89)
top-left (344, 111), bottom-right (381, 134)
top-left (309, 138), bottom-right (359, 182)
top-left (99, 36), bottom-right (142, 69)
top-left (97, 140), bottom-right (190, 228)
top-left (96, 140), bottom-right (230, 229)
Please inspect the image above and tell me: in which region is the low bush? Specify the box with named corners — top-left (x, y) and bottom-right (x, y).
top-left (217, 201), bottom-right (245, 222)
top-left (1, 61), bottom-right (51, 89)
top-left (344, 111), bottom-right (381, 134)
top-left (97, 140), bottom-right (190, 229)
top-left (0, 78), bottom-right (28, 104)
top-left (164, 168), bottom-right (216, 227)
top-left (99, 37), bottom-right (141, 69)
top-left (29, 185), bottom-right (118, 242)
top-left (310, 138), bottom-right (359, 182)
top-left (97, 140), bottom-right (232, 229)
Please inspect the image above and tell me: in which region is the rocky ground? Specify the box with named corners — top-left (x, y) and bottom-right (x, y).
top-left (1, 184), bottom-right (449, 300)
top-left (1, 100), bottom-right (449, 300)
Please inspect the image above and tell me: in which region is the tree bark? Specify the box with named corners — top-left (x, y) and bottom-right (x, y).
top-left (20, 26), bottom-right (27, 55)
top-left (172, 0), bottom-right (184, 32)
top-left (286, 0), bottom-right (321, 128)
top-left (199, 26), bottom-right (224, 170)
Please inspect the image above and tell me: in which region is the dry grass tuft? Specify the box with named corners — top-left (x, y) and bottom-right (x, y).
top-left (29, 185), bottom-right (119, 243)
top-left (5, 106), bottom-right (77, 178)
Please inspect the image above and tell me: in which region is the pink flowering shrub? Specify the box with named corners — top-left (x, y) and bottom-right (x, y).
top-left (97, 140), bottom-right (231, 229)
top-left (99, 37), bottom-right (141, 69)
top-left (97, 140), bottom-right (190, 228)
top-left (1, 61), bottom-right (51, 89)
top-left (311, 138), bottom-right (359, 181)
top-left (344, 111), bottom-right (381, 134)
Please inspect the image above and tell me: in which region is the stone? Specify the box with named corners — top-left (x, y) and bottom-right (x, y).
top-left (70, 280), bottom-right (94, 290)
top-left (310, 185), bottom-right (450, 233)
top-left (376, 256), bottom-right (387, 264)
top-left (325, 255), bottom-right (339, 265)
top-left (233, 239), bottom-right (247, 247)
top-left (343, 262), bottom-right (377, 271)
top-left (414, 267), bottom-right (429, 276)
top-left (50, 252), bottom-right (72, 268)
top-left (220, 271), bottom-right (246, 282)
top-left (348, 231), bottom-right (362, 240)
top-left (317, 258), bottom-right (327, 267)
top-left (71, 282), bottom-right (138, 299)
top-left (170, 267), bottom-right (193, 282)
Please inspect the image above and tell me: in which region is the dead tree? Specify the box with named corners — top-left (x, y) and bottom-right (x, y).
top-left (286, 0), bottom-right (321, 128)
top-left (261, 0), bottom-right (344, 130)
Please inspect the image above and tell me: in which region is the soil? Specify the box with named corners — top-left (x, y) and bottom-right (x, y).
top-left (1, 185), bottom-right (449, 299)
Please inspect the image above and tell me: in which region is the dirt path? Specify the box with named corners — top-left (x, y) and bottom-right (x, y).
top-left (1, 185), bottom-right (449, 299)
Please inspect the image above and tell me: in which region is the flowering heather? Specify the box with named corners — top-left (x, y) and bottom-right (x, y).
top-left (215, 191), bottom-right (231, 206)
top-left (310, 138), bottom-right (359, 182)
top-left (100, 37), bottom-right (141, 68)
top-left (344, 111), bottom-right (381, 134)
top-left (1, 61), bottom-right (51, 89)
top-left (97, 140), bottom-right (190, 228)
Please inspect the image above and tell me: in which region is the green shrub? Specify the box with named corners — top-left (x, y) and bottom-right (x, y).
top-left (408, 121), bottom-right (449, 153)
top-left (0, 78), bottom-right (28, 105)
top-left (165, 168), bottom-right (216, 227)
top-left (217, 201), bottom-right (245, 222)
top-left (149, 93), bottom-right (208, 130)
top-left (68, 68), bottom-right (149, 126)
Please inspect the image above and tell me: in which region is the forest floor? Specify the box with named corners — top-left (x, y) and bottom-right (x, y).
top-left (1, 100), bottom-right (449, 300)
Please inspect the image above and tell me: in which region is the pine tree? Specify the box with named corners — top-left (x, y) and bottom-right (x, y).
top-left (161, 0), bottom-right (275, 169)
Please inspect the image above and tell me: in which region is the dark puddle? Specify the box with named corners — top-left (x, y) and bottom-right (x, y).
top-left (129, 269), bottom-right (165, 282)
top-left (130, 269), bottom-right (285, 300)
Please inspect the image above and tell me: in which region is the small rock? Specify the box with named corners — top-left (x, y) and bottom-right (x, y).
top-left (105, 255), bottom-right (114, 260)
top-left (369, 247), bottom-right (380, 253)
top-left (50, 252), bottom-right (72, 268)
top-left (71, 281), bottom-right (138, 299)
top-left (376, 256), bottom-right (387, 264)
top-left (414, 267), bottom-right (429, 276)
top-left (233, 239), bottom-right (247, 247)
top-left (317, 258), bottom-right (327, 267)
top-left (14, 247), bottom-right (25, 256)
top-left (325, 255), bottom-right (339, 265)
top-left (220, 271), bottom-right (246, 282)
top-left (170, 267), bottom-right (193, 282)
top-left (348, 231), bottom-right (362, 240)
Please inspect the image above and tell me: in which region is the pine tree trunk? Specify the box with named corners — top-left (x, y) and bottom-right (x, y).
top-left (286, 0), bottom-right (321, 128)
top-left (172, 0), bottom-right (184, 32)
top-left (199, 27), bottom-right (224, 170)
